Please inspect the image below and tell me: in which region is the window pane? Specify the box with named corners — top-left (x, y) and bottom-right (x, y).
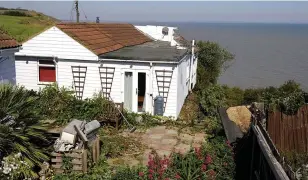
top-left (39, 67), bottom-right (56, 82)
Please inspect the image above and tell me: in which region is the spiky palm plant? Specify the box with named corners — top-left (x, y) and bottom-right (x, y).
top-left (0, 84), bottom-right (50, 172)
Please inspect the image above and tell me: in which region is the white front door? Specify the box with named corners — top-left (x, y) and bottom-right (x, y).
top-left (122, 69), bottom-right (150, 113)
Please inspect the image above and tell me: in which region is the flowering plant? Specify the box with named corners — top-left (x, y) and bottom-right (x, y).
top-left (0, 153), bottom-right (36, 180)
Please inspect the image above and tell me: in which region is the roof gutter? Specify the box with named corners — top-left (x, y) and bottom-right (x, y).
top-left (98, 53), bottom-right (189, 65)
top-left (0, 47), bottom-right (20, 55)
top-left (98, 58), bottom-right (179, 64)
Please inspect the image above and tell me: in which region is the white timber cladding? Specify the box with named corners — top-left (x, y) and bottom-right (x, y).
top-left (15, 26), bottom-right (98, 61)
top-left (176, 55), bottom-right (191, 118)
top-left (57, 60), bottom-right (101, 99)
top-left (0, 53), bottom-right (16, 84)
top-left (15, 58), bottom-right (45, 90)
top-left (135, 25), bottom-right (178, 46)
top-left (100, 60), bottom-right (178, 118)
top-left (192, 55), bottom-right (198, 88)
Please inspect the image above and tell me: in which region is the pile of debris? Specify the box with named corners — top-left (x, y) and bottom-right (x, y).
top-left (54, 119), bottom-right (101, 152)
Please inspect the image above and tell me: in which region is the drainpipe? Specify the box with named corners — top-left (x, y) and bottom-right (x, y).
top-left (52, 56), bottom-right (58, 83)
top-left (189, 40), bottom-right (195, 92)
top-left (149, 61), bottom-right (154, 115)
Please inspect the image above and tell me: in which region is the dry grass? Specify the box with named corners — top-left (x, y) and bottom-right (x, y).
top-left (178, 93), bottom-right (200, 122)
top-left (226, 106), bottom-right (251, 133)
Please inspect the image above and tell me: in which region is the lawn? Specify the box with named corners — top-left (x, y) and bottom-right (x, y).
top-left (0, 14), bottom-right (56, 42)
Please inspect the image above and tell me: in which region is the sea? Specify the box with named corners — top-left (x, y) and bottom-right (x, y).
top-left (136, 22), bottom-right (308, 91)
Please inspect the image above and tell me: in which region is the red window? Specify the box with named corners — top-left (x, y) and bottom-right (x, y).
top-left (39, 67), bottom-right (56, 82)
top-left (38, 60), bottom-right (56, 82)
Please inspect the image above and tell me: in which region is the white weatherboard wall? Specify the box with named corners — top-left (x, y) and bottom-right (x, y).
top-left (14, 58), bottom-right (102, 98)
top-left (191, 55), bottom-right (198, 89)
top-left (16, 26), bottom-right (98, 61)
top-left (176, 55), bottom-right (191, 117)
top-left (135, 25), bottom-right (178, 46)
top-left (57, 60), bottom-right (101, 99)
top-left (0, 53), bottom-right (16, 84)
top-left (101, 60), bottom-right (178, 118)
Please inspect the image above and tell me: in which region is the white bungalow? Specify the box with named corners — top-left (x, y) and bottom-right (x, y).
top-left (7, 23), bottom-right (197, 119)
top-left (0, 31), bottom-right (20, 84)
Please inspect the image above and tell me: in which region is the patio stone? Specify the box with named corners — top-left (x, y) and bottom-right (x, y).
top-left (156, 149), bottom-right (172, 157)
top-left (179, 133), bottom-right (193, 143)
top-left (161, 138), bottom-right (178, 146)
top-left (174, 143), bottom-right (191, 154)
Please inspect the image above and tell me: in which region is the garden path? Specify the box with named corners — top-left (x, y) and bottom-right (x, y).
top-left (110, 125), bottom-right (205, 167)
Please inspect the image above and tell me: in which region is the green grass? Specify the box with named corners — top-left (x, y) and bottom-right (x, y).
top-left (0, 13), bottom-right (56, 42)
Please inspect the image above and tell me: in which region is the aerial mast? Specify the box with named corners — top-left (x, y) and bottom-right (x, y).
top-left (75, 0), bottom-right (80, 23)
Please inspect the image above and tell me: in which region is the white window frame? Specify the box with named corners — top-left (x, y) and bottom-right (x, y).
top-left (37, 59), bottom-right (57, 85)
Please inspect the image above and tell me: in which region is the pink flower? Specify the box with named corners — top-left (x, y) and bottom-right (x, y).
top-left (148, 174), bottom-right (153, 179)
top-left (139, 172), bottom-right (144, 177)
top-left (149, 169), bottom-right (154, 174)
top-left (226, 140), bottom-right (232, 148)
top-left (201, 164), bottom-right (207, 171)
top-left (205, 154), bottom-right (212, 165)
top-left (165, 178), bottom-right (170, 180)
top-left (208, 169), bottom-right (216, 177)
top-left (224, 162), bottom-right (228, 166)
top-left (175, 173), bottom-right (181, 179)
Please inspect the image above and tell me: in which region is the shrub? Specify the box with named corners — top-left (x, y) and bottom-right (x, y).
top-left (204, 137), bottom-right (235, 180)
top-left (0, 153), bottom-right (37, 180)
top-left (36, 84), bottom-right (114, 124)
top-left (0, 84), bottom-right (50, 178)
top-left (36, 83), bottom-right (77, 124)
top-left (222, 86), bottom-right (244, 107)
top-left (196, 41), bottom-right (234, 90)
top-left (2, 10), bottom-right (30, 17)
top-left (199, 84), bottom-right (226, 117)
top-left (111, 166), bottom-right (145, 180)
top-left (243, 88), bottom-right (263, 104)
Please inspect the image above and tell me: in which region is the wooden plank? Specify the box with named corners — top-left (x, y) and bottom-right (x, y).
top-left (52, 164), bottom-right (62, 169)
top-left (72, 159), bottom-right (82, 165)
top-left (65, 153), bottom-right (83, 159)
top-left (93, 141), bottom-right (97, 163)
top-left (73, 165), bottom-right (83, 171)
top-left (55, 169), bottom-right (64, 174)
top-left (51, 152), bottom-right (62, 157)
top-left (277, 111), bottom-right (281, 150)
top-left (96, 138), bottom-right (100, 162)
top-left (51, 158), bottom-right (62, 163)
top-left (82, 150), bottom-right (87, 173)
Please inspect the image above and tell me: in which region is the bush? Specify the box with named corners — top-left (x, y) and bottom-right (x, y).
top-left (36, 84), bottom-right (77, 124)
top-left (0, 84), bottom-right (51, 178)
top-left (222, 86), bottom-right (244, 107)
top-left (2, 10), bottom-right (31, 17)
top-left (243, 88), bottom-right (263, 104)
top-left (199, 84), bottom-right (226, 117)
top-left (196, 41), bottom-right (234, 90)
top-left (111, 166), bottom-right (145, 180)
top-left (36, 84), bottom-right (114, 124)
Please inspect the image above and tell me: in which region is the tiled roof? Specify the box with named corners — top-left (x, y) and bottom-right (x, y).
top-left (56, 23), bottom-right (152, 55)
top-left (0, 31), bottom-right (20, 49)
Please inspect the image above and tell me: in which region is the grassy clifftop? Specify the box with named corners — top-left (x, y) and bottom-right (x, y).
top-left (0, 8), bottom-right (58, 42)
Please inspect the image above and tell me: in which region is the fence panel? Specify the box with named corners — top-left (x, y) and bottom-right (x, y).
top-left (267, 104), bottom-right (308, 153)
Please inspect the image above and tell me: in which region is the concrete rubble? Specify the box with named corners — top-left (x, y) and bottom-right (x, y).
top-left (53, 119), bottom-right (101, 152)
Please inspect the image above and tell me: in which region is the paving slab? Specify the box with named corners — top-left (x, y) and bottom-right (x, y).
top-left (161, 138), bottom-right (178, 146)
top-left (174, 143), bottom-right (191, 154)
top-left (179, 133), bottom-right (194, 143)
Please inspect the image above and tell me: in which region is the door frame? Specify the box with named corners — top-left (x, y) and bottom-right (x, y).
top-left (121, 68), bottom-right (150, 113)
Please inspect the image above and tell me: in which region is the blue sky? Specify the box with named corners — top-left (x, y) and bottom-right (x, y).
top-left (1, 1), bottom-right (308, 23)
